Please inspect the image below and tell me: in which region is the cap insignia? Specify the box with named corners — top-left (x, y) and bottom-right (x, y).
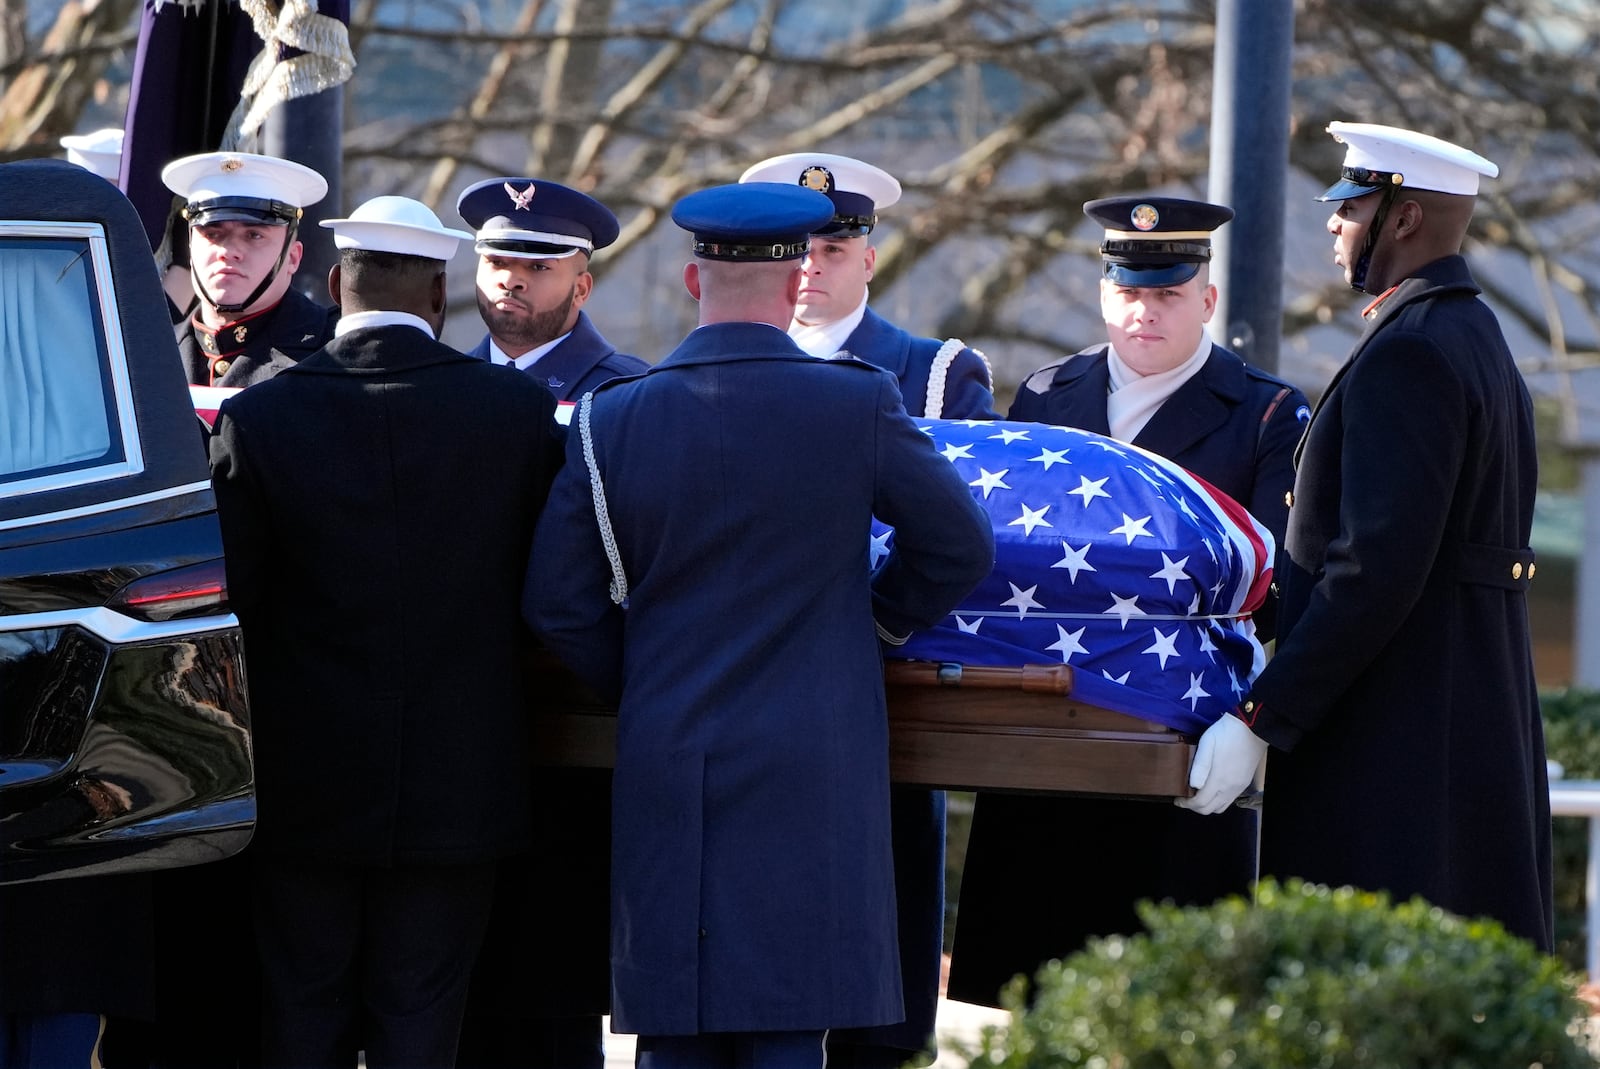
top-left (799, 166), bottom-right (834, 194)
top-left (504, 181), bottom-right (536, 211)
top-left (220, 157), bottom-right (243, 173)
top-left (1391, 172), bottom-right (1405, 185)
top-left (1130, 203), bottom-right (1159, 231)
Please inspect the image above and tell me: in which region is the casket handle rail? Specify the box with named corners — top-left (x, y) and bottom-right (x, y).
top-left (529, 650), bottom-right (1195, 799)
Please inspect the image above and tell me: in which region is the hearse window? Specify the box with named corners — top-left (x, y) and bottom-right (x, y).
top-left (0, 225), bottom-right (140, 498)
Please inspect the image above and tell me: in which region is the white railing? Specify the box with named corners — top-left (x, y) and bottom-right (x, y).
top-left (1549, 779), bottom-right (1600, 981)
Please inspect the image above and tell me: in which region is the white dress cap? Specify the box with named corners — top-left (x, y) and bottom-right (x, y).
top-left (60, 128), bottom-right (125, 181)
top-left (320, 196), bottom-right (474, 261)
top-left (1326, 121), bottom-right (1498, 196)
top-left (739, 152), bottom-right (901, 236)
top-left (162, 151), bottom-right (328, 211)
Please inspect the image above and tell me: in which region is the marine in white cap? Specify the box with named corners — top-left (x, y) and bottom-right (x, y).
top-left (739, 151), bottom-right (997, 420)
top-left (207, 196), bottom-right (564, 1068)
top-left (1313, 120), bottom-right (1498, 297)
top-left (162, 150), bottom-right (338, 388)
top-left (1179, 122), bottom-right (1552, 953)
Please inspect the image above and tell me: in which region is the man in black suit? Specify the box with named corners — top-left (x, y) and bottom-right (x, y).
top-left (209, 195), bottom-right (565, 1068)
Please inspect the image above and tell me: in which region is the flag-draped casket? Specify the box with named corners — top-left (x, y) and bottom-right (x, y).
top-left (877, 418), bottom-right (1275, 736)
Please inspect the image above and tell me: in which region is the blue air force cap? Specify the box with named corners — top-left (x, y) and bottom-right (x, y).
top-left (455, 177), bottom-right (620, 260)
top-left (1085, 196), bottom-right (1234, 288)
top-left (737, 152), bottom-right (902, 237)
top-left (671, 183), bottom-right (836, 261)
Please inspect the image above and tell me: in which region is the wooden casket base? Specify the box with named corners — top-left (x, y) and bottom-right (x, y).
top-left (529, 656), bottom-right (1195, 799)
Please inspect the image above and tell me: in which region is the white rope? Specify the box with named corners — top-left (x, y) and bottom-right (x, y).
top-left (577, 392), bottom-right (629, 606)
top-left (925, 338), bottom-right (994, 419)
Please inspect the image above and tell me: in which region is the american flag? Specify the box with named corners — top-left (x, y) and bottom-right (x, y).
top-left (877, 419), bottom-right (1274, 735)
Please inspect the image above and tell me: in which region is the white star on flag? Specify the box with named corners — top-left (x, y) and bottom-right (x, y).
top-left (1109, 513), bottom-right (1154, 544)
top-left (1103, 592), bottom-right (1145, 629)
top-left (1089, 439), bottom-right (1127, 454)
top-left (1045, 624), bottom-right (1088, 663)
top-left (1028, 447), bottom-right (1071, 470)
top-left (1103, 669), bottom-right (1131, 685)
top-left (970, 468), bottom-right (1012, 498)
top-left (1142, 627), bottom-right (1181, 669)
top-left (955, 419), bottom-right (996, 428)
top-left (1182, 672), bottom-right (1211, 711)
top-left (1197, 626), bottom-right (1218, 660)
top-left (990, 428), bottom-right (1032, 444)
top-left (956, 615), bottom-right (984, 634)
top-left (1002, 582), bottom-right (1044, 619)
top-left (1050, 541), bottom-right (1095, 582)
top-left (1009, 502), bottom-right (1053, 536)
top-left (1068, 475), bottom-right (1110, 507)
top-left (941, 442), bottom-right (975, 462)
top-left (1150, 553), bottom-right (1190, 594)
top-left (869, 530), bottom-right (892, 570)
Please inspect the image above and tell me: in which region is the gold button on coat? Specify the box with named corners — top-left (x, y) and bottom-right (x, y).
top-left (213, 359), bottom-right (232, 377)
top-left (1511, 562), bottom-right (1523, 580)
top-left (1283, 490), bottom-right (1294, 507)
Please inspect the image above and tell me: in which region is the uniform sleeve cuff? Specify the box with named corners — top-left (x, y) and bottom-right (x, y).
top-left (1234, 695), bottom-right (1303, 752)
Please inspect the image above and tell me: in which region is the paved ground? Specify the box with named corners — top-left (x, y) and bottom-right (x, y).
top-left (598, 999), bottom-right (1012, 1068)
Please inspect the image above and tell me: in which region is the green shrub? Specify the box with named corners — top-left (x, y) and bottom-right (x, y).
top-left (957, 878), bottom-right (1595, 1069)
top-left (1542, 688), bottom-right (1600, 972)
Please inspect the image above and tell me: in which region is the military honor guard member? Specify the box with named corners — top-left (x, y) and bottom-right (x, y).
top-left (1181, 123), bottom-right (1553, 951)
top-left (162, 150), bottom-right (338, 388)
top-left (59, 127), bottom-right (124, 181)
top-left (456, 176), bottom-right (648, 402)
top-left (454, 178), bottom-right (644, 1068)
top-left (526, 182), bottom-right (994, 1069)
top-left (739, 151), bottom-right (998, 420)
top-left (738, 151), bottom-right (995, 1068)
top-left (948, 196), bottom-right (1310, 1009)
top-left (210, 196), bottom-right (566, 1067)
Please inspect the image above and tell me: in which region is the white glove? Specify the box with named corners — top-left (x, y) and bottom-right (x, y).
top-left (1176, 713), bottom-right (1268, 815)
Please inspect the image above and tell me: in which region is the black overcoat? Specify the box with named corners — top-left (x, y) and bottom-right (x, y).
top-left (1247, 255), bottom-right (1553, 950)
top-left (947, 341), bottom-right (1308, 1008)
top-left (210, 324), bottom-right (564, 864)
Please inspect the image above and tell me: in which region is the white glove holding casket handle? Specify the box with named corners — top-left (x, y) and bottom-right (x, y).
top-left (1176, 713), bottom-right (1267, 815)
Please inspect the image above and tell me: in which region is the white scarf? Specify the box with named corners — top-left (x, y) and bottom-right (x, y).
top-left (789, 289), bottom-right (869, 359)
top-left (1105, 329), bottom-right (1213, 443)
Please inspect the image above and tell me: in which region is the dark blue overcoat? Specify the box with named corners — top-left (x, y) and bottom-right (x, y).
top-left (525, 323), bottom-right (993, 1036)
top-left (1247, 256), bottom-right (1553, 950)
top-left (840, 306), bottom-right (998, 419)
top-left (468, 309), bottom-right (648, 401)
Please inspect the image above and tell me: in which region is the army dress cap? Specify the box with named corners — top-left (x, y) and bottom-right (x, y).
top-left (738, 152), bottom-right (902, 237)
top-left (672, 183), bottom-right (836, 261)
top-left (1085, 196), bottom-right (1234, 288)
top-left (456, 177), bottom-right (620, 260)
top-left (1316, 121), bottom-right (1498, 202)
top-left (320, 196), bottom-right (473, 261)
top-left (162, 151), bottom-right (328, 227)
top-left (60, 127), bottom-right (124, 182)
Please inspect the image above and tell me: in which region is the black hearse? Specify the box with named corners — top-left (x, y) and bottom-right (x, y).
top-left (0, 159), bottom-right (253, 884)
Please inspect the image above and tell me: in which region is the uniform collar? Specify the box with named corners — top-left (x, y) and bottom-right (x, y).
top-left (192, 302), bottom-right (280, 357)
top-left (335, 309), bottom-right (436, 339)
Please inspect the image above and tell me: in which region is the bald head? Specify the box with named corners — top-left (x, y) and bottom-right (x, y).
top-left (683, 257), bottom-right (803, 328)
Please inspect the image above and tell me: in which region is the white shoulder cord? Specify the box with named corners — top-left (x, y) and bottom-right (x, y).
top-left (577, 392), bottom-right (629, 605)
top-left (925, 338), bottom-right (993, 419)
